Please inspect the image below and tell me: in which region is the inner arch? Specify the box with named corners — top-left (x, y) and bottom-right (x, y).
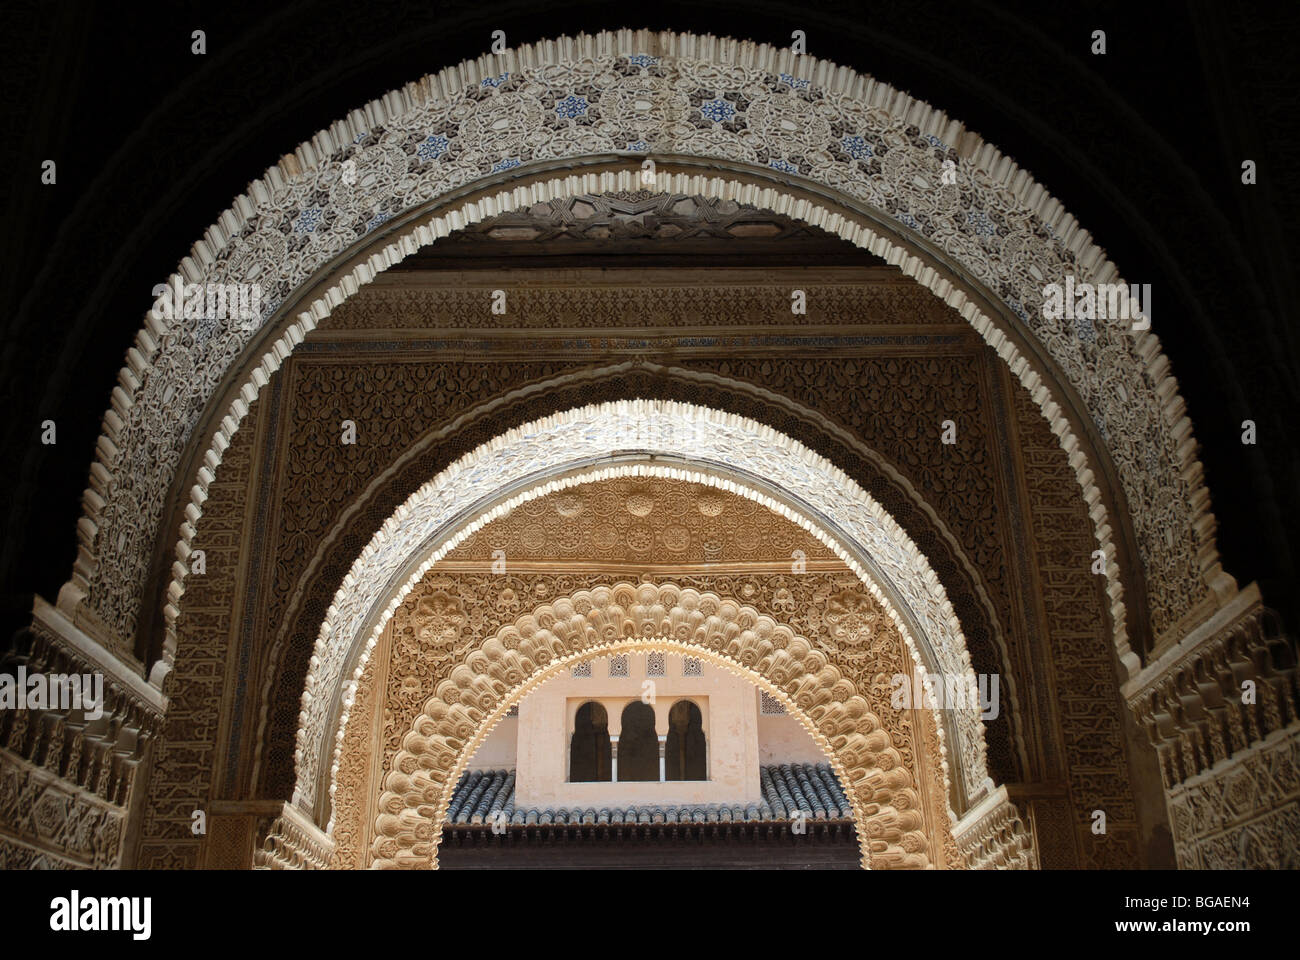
top-left (295, 400), bottom-right (993, 823)
top-left (374, 624), bottom-right (935, 870)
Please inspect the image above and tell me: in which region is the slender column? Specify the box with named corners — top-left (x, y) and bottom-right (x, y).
top-left (658, 735), bottom-right (667, 782)
top-left (609, 735), bottom-right (619, 782)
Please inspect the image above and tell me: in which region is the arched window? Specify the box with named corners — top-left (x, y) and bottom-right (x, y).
top-left (569, 701), bottom-right (611, 782)
top-left (665, 700), bottom-right (707, 781)
top-left (617, 701), bottom-right (659, 782)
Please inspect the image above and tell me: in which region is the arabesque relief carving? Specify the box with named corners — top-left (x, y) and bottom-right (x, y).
top-left (1126, 583), bottom-right (1300, 868)
top-left (250, 353), bottom-right (1026, 804)
top-left (0, 606), bottom-right (163, 869)
top-left (139, 332), bottom-right (1147, 869)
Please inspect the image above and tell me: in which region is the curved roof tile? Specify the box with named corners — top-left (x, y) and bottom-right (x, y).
top-left (444, 763), bottom-right (853, 827)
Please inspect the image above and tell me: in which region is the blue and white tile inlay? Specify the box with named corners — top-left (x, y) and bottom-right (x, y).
top-left (491, 157), bottom-right (522, 173)
top-left (966, 210), bottom-right (996, 237)
top-left (841, 135), bottom-right (873, 160)
top-left (626, 140), bottom-right (649, 152)
top-left (417, 134), bottom-right (449, 161)
top-left (627, 54), bottom-right (660, 67)
top-left (769, 159), bottom-right (799, 173)
top-left (779, 73), bottom-right (810, 89)
top-left (482, 73), bottom-right (509, 87)
top-left (555, 94), bottom-right (589, 118)
top-left (193, 315), bottom-right (218, 349)
top-left (700, 98), bottom-right (735, 123)
top-left (294, 208), bottom-right (322, 233)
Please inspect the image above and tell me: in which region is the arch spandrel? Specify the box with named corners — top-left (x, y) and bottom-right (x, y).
top-left (293, 402), bottom-right (995, 821)
top-left (70, 29), bottom-right (1230, 696)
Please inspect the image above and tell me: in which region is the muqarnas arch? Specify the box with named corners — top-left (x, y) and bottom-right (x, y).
top-left (375, 624), bottom-right (941, 869)
top-left (294, 401), bottom-right (994, 819)
top-left (29, 26), bottom-right (1288, 874)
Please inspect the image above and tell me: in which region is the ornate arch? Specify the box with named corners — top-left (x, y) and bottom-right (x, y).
top-left (67, 29), bottom-right (1232, 698)
top-left (371, 586), bottom-right (940, 870)
top-left (294, 400), bottom-right (995, 824)
top-left (248, 360), bottom-right (1027, 795)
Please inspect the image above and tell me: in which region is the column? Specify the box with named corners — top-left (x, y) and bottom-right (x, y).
top-left (610, 735), bottom-right (619, 782)
top-left (658, 735), bottom-right (667, 782)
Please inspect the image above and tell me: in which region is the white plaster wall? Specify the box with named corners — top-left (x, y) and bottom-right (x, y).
top-left (757, 703), bottom-right (830, 765)
top-left (467, 715), bottom-right (518, 769)
top-left (513, 653), bottom-right (762, 808)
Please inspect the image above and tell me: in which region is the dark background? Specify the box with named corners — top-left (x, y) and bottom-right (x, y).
top-left (1, 0), bottom-right (1296, 651)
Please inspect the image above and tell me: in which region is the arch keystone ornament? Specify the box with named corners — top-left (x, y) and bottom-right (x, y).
top-left (70, 29), bottom-right (1233, 706)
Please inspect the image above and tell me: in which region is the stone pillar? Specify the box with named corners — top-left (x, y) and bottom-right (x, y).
top-left (609, 734), bottom-right (619, 782)
top-left (658, 734), bottom-right (667, 781)
top-left (1125, 583), bottom-right (1299, 868)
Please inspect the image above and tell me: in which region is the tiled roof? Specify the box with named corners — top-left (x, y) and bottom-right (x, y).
top-left (445, 763), bottom-right (853, 826)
